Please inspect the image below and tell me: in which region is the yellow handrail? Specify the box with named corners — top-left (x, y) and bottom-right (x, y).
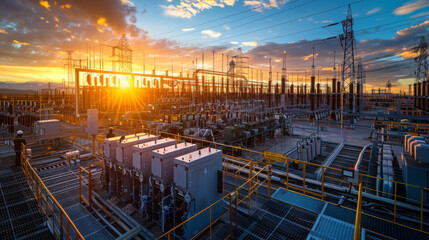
top-left (21, 143), bottom-right (85, 240)
top-left (354, 182), bottom-right (363, 240)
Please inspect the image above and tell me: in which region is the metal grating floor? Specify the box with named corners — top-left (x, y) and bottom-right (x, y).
top-left (228, 201), bottom-right (318, 240)
top-left (36, 162), bottom-right (115, 239)
top-left (0, 145), bottom-right (54, 240)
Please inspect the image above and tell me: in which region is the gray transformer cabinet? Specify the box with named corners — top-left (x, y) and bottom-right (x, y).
top-left (150, 142), bottom-right (198, 231)
top-left (173, 148), bottom-right (223, 239)
top-left (132, 138), bottom-right (177, 209)
top-left (33, 119), bottom-right (61, 144)
top-left (103, 133), bottom-right (148, 192)
top-left (116, 134), bottom-right (159, 202)
top-left (104, 133), bottom-right (158, 202)
top-left (104, 133), bottom-right (148, 159)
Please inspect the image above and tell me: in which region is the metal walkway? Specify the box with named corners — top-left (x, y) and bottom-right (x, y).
top-left (324, 144), bottom-right (372, 182)
top-left (306, 142), bottom-right (338, 174)
top-left (0, 144), bottom-right (54, 240)
top-left (35, 162), bottom-right (115, 240)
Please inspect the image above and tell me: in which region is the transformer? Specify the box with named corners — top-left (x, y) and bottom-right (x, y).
top-left (103, 133), bottom-right (147, 159)
top-left (402, 152), bottom-right (429, 205)
top-left (116, 134), bottom-right (159, 168)
top-left (33, 119), bottom-right (61, 142)
top-left (115, 134), bottom-right (159, 202)
top-left (173, 147), bottom-right (223, 239)
top-left (104, 133), bottom-right (139, 191)
top-left (132, 138), bottom-right (176, 211)
top-left (150, 142), bottom-right (197, 231)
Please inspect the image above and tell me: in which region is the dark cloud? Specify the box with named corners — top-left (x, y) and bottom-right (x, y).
top-left (0, 0), bottom-right (147, 67)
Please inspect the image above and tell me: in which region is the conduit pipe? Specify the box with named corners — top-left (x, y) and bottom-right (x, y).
top-left (224, 161), bottom-right (428, 214)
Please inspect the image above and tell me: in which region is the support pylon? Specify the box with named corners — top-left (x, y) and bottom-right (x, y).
top-left (340, 4), bottom-right (356, 114)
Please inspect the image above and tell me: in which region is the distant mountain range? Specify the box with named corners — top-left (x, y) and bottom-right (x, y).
top-left (0, 81), bottom-right (62, 95)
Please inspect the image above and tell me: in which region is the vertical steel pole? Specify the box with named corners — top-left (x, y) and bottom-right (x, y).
top-left (354, 182), bottom-right (363, 240)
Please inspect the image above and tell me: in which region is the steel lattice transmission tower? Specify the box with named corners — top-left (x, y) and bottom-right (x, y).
top-left (113, 34), bottom-right (133, 73)
top-left (232, 48), bottom-right (249, 79)
top-left (413, 36), bottom-right (428, 83)
top-left (232, 48), bottom-right (249, 94)
top-left (339, 4), bottom-right (356, 113)
top-left (63, 50), bottom-right (74, 88)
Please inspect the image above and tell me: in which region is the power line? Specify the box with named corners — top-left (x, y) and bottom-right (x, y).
top-left (143, 2), bottom-right (428, 58)
top-left (149, 3), bottom-right (270, 36)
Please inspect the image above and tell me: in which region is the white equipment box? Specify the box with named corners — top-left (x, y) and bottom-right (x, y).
top-left (116, 134), bottom-right (159, 168)
top-left (132, 138), bottom-right (176, 179)
top-left (86, 109), bottom-right (99, 135)
top-left (103, 133), bottom-right (148, 159)
top-left (151, 142), bottom-right (197, 185)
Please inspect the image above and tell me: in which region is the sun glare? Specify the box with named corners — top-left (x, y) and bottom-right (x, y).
top-left (120, 79), bottom-right (131, 88)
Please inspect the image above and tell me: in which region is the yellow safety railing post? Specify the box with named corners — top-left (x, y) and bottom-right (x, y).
top-left (235, 189), bottom-right (238, 230)
top-left (394, 182), bottom-right (397, 222)
top-left (286, 158), bottom-right (289, 189)
top-left (354, 182), bottom-right (363, 240)
top-left (303, 162), bottom-right (306, 195)
top-left (248, 161), bottom-right (253, 217)
top-left (321, 166), bottom-right (325, 201)
top-left (88, 164), bottom-right (92, 212)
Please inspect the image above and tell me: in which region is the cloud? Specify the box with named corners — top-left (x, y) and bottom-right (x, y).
top-left (97, 17), bottom-right (108, 26)
top-left (182, 28), bottom-right (195, 32)
top-left (242, 41), bottom-right (258, 47)
top-left (411, 10), bottom-right (429, 17)
top-left (0, 28), bottom-right (8, 34)
top-left (231, 41), bottom-right (239, 44)
top-left (0, 0), bottom-right (146, 66)
top-left (223, 24), bottom-right (231, 30)
top-left (395, 20), bottom-right (429, 37)
top-left (302, 53), bottom-right (318, 61)
top-left (394, 0), bottom-right (429, 15)
top-left (39, 0), bottom-right (50, 10)
top-left (321, 20), bottom-right (332, 23)
top-left (161, 0), bottom-right (236, 19)
top-left (13, 40), bottom-right (30, 46)
top-left (244, 0), bottom-right (287, 12)
top-left (60, 4), bottom-right (71, 9)
top-left (55, 0), bottom-right (138, 34)
top-left (121, 0), bottom-right (135, 6)
top-left (367, 7), bottom-right (381, 15)
top-left (201, 29), bottom-right (221, 38)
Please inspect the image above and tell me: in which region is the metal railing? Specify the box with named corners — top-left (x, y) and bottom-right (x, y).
top-left (19, 117), bottom-right (428, 239)
top-left (20, 143), bottom-right (85, 240)
top-left (354, 182), bottom-right (363, 240)
top-left (136, 126), bottom-right (428, 233)
top-left (157, 165), bottom-right (269, 239)
top-left (374, 120), bottom-right (429, 133)
top-left (79, 165), bottom-right (92, 212)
